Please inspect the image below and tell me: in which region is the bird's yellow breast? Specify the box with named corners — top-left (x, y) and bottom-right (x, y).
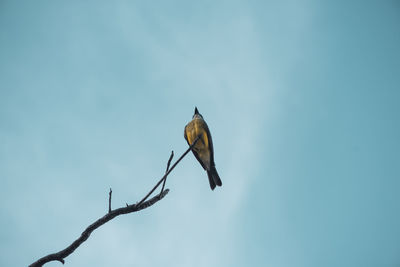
top-left (185, 118), bottom-right (211, 168)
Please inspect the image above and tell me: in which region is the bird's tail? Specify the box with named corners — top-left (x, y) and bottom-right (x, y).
top-left (207, 166), bottom-right (222, 190)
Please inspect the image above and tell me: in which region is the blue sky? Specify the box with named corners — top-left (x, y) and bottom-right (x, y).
top-left (1, 1), bottom-right (400, 267)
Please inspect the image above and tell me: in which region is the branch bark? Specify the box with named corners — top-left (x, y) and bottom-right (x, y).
top-left (29, 135), bottom-right (200, 267)
top-left (29, 190), bottom-right (169, 267)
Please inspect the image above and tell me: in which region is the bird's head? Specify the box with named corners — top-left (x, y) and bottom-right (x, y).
top-left (193, 107), bottom-right (203, 119)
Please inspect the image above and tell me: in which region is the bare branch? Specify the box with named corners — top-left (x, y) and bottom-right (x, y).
top-left (29, 135), bottom-right (201, 267)
top-left (29, 190), bottom-right (169, 267)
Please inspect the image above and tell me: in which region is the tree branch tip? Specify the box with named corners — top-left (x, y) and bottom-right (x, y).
top-left (160, 188), bottom-right (169, 198)
top-left (108, 188), bottom-right (113, 213)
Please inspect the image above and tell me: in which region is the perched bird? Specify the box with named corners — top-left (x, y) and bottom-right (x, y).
top-left (184, 107), bottom-right (222, 190)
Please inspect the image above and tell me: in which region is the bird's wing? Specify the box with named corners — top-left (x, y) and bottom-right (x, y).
top-left (204, 122), bottom-right (215, 166)
top-left (191, 147), bottom-right (208, 170)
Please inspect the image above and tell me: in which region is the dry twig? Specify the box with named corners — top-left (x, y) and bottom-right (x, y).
top-left (29, 135), bottom-right (200, 267)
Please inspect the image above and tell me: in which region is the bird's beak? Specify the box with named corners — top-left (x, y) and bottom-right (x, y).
top-left (194, 107), bottom-right (199, 115)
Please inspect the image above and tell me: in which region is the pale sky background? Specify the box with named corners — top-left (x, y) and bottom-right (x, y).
top-left (1, 1), bottom-right (400, 267)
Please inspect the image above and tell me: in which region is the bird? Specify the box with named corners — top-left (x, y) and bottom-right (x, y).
top-left (184, 107), bottom-right (222, 190)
